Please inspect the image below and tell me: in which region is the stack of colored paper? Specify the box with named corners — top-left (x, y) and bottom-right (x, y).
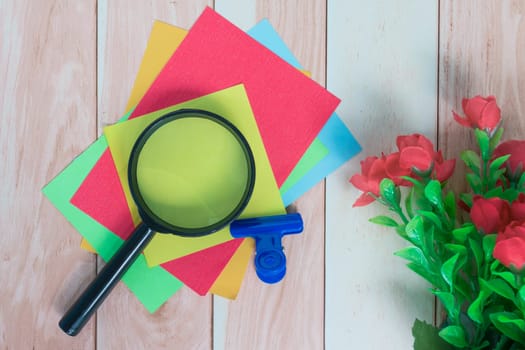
top-left (43, 8), bottom-right (361, 313)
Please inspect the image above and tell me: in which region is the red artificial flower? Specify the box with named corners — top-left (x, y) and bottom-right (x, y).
top-left (432, 150), bottom-right (456, 182)
top-left (385, 152), bottom-right (412, 186)
top-left (395, 134), bottom-right (456, 182)
top-left (511, 193), bottom-right (525, 221)
top-left (397, 134), bottom-right (435, 155)
top-left (493, 221), bottom-right (525, 270)
top-left (470, 196), bottom-right (511, 234)
top-left (350, 156), bottom-right (388, 207)
top-left (493, 140), bottom-right (525, 175)
top-left (453, 95), bottom-right (501, 132)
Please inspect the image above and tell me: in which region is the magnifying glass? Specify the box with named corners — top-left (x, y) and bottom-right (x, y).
top-left (59, 109), bottom-right (256, 336)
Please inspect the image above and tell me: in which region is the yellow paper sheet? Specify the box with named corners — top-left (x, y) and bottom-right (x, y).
top-left (104, 85), bottom-right (286, 266)
top-left (125, 22), bottom-right (187, 115)
top-left (80, 239), bottom-right (96, 252)
top-left (209, 238), bottom-right (254, 298)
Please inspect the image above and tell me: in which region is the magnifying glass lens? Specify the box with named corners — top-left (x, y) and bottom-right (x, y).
top-left (136, 117), bottom-right (250, 229)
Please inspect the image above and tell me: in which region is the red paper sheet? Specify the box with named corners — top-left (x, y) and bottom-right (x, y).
top-left (131, 7), bottom-right (340, 186)
top-left (71, 149), bottom-right (135, 240)
top-left (71, 149), bottom-right (243, 295)
top-left (161, 238), bottom-right (243, 295)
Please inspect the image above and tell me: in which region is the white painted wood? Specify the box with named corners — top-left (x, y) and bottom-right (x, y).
top-left (215, 0), bottom-right (257, 32)
top-left (326, 1), bottom-right (438, 348)
top-left (214, 1), bottom-right (326, 349)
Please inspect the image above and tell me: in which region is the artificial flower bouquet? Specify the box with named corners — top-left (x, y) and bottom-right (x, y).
top-left (351, 96), bottom-right (525, 349)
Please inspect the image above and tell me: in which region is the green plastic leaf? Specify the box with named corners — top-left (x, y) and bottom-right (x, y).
top-left (395, 225), bottom-right (409, 240)
top-left (369, 215), bottom-right (398, 227)
top-left (406, 187), bottom-right (415, 218)
top-left (380, 178), bottom-right (400, 205)
top-left (432, 291), bottom-right (458, 322)
top-left (444, 191), bottom-right (457, 223)
top-left (466, 173), bottom-right (482, 193)
top-left (469, 237), bottom-right (484, 269)
top-left (401, 175), bottom-right (424, 189)
top-left (406, 216), bottom-right (425, 247)
top-left (418, 210), bottom-right (443, 230)
top-left (394, 246), bottom-right (429, 268)
top-left (489, 312), bottom-right (525, 345)
top-left (438, 325), bottom-right (468, 348)
top-left (424, 180), bottom-right (444, 209)
top-left (423, 225), bottom-right (436, 259)
top-left (492, 271), bottom-right (518, 289)
top-left (461, 149), bottom-right (481, 173)
top-left (480, 278), bottom-right (515, 301)
top-left (518, 285), bottom-right (525, 302)
top-left (452, 224), bottom-right (474, 243)
top-left (490, 154), bottom-right (511, 172)
top-left (489, 126), bottom-right (504, 152)
top-left (407, 262), bottom-right (442, 288)
top-left (518, 172), bottom-right (525, 189)
top-left (467, 290), bottom-right (488, 324)
top-left (517, 285), bottom-right (525, 312)
top-left (490, 259), bottom-right (501, 273)
top-left (459, 193), bottom-right (473, 208)
top-left (475, 128), bottom-right (491, 161)
top-left (412, 319), bottom-right (455, 350)
top-left (441, 253), bottom-right (460, 288)
top-left (489, 168), bottom-right (506, 187)
top-left (478, 278), bottom-right (494, 297)
top-left (485, 186), bottom-right (504, 198)
top-left (483, 234), bottom-right (497, 261)
top-left (501, 189), bottom-right (521, 202)
top-left (444, 244), bottom-right (467, 256)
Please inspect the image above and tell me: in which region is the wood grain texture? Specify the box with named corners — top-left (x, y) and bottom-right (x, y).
top-left (325, 1), bottom-right (438, 348)
top-left (7, 1), bottom-right (522, 348)
top-left (439, 0), bottom-right (525, 177)
top-left (214, 1), bottom-right (326, 349)
top-left (0, 1), bottom-right (97, 348)
top-left (96, 1), bottom-right (213, 349)
top-left (438, 0), bottom-right (525, 327)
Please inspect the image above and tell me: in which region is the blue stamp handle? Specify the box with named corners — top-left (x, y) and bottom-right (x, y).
top-left (230, 213), bottom-right (303, 283)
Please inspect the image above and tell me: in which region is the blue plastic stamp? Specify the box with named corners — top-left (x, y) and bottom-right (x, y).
top-left (230, 213), bottom-right (304, 284)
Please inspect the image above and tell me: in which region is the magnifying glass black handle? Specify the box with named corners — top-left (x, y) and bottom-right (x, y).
top-left (59, 223), bottom-right (155, 336)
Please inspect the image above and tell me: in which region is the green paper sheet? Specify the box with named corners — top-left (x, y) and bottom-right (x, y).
top-left (42, 122), bottom-right (183, 313)
top-left (279, 138), bottom-right (328, 195)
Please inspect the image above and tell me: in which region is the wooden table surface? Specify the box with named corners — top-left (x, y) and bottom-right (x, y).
top-left (2, 1), bottom-right (525, 349)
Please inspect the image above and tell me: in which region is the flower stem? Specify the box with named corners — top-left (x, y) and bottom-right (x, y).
top-left (392, 204), bottom-right (409, 225)
top-left (495, 335), bottom-right (510, 350)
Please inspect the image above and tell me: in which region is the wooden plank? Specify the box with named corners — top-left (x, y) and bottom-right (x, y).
top-left (214, 1), bottom-right (326, 349)
top-left (438, 0), bottom-right (525, 325)
top-left (96, 1), bottom-right (212, 349)
top-left (439, 0), bottom-right (525, 174)
top-left (325, 1), bottom-right (438, 348)
top-left (0, 0), bottom-right (97, 348)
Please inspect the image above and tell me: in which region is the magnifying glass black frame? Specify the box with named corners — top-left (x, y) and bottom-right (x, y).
top-left (59, 109), bottom-right (256, 336)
